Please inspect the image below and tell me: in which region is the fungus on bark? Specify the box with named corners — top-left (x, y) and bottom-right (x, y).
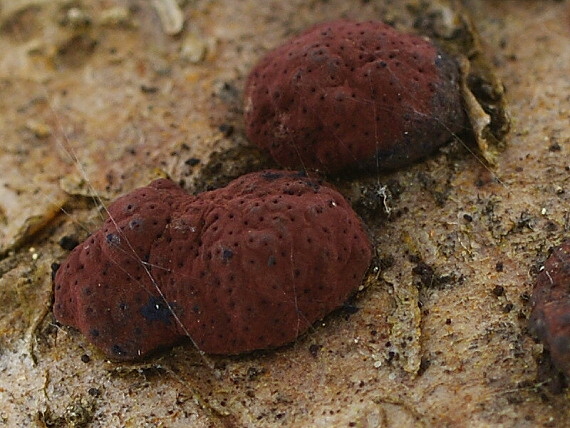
top-left (530, 241), bottom-right (570, 377)
top-left (53, 170), bottom-right (372, 360)
top-left (244, 19), bottom-right (466, 173)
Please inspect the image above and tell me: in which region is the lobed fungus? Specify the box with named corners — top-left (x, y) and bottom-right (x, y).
top-left (53, 170), bottom-right (372, 360)
top-left (244, 19), bottom-right (467, 173)
top-left (530, 241), bottom-right (570, 377)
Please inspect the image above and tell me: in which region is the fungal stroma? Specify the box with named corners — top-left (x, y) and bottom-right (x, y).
top-left (244, 19), bottom-right (467, 173)
top-left (530, 240), bottom-right (570, 377)
top-left (53, 170), bottom-right (372, 360)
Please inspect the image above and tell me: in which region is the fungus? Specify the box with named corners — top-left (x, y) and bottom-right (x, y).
top-left (244, 19), bottom-right (466, 173)
top-left (530, 241), bottom-right (570, 377)
top-left (53, 170), bottom-right (372, 360)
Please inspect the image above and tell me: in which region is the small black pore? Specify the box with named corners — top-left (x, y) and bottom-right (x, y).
top-left (222, 248), bottom-right (234, 262)
top-left (106, 233), bottom-right (121, 246)
top-left (129, 218), bottom-right (143, 230)
top-left (140, 296), bottom-right (175, 325)
top-left (111, 344), bottom-right (126, 356)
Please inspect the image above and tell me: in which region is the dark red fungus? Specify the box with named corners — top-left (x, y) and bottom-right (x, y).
top-left (530, 240), bottom-right (570, 377)
top-left (53, 170), bottom-right (372, 360)
top-left (244, 19), bottom-right (466, 173)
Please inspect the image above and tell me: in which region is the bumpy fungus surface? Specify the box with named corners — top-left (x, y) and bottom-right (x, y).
top-left (53, 170), bottom-right (372, 360)
top-left (530, 241), bottom-right (570, 376)
top-left (244, 19), bottom-right (466, 173)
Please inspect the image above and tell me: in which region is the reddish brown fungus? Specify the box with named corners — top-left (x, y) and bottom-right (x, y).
top-left (53, 170), bottom-right (372, 360)
top-left (244, 19), bottom-right (466, 173)
top-left (530, 241), bottom-right (570, 377)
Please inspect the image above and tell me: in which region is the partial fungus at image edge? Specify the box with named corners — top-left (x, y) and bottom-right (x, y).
top-left (530, 240), bottom-right (570, 378)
